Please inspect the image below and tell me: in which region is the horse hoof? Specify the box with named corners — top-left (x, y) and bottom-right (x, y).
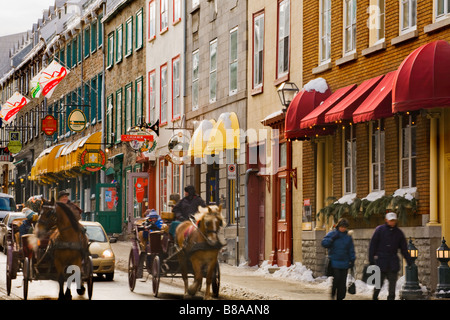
top-left (77, 286), bottom-right (86, 295)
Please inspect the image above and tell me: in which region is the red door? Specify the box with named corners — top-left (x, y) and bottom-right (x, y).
top-left (247, 173), bottom-right (265, 266)
top-left (275, 173), bottom-right (291, 266)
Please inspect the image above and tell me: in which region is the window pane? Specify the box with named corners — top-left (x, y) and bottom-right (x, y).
top-left (279, 178), bottom-right (286, 220)
top-left (402, 159), bottom-right (409, 187)
top-left (230, 61), bottom-right (238, 93)
top-left (438, 0), bottom-right (444, 16)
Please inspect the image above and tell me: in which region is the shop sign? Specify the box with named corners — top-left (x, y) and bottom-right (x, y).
top-left (42, 115), bottom-right (58, 136)
top-left (79, 149), bottom-right (106, 172)
top-left (68, 109), bottom-right (87, 132)
top-left (8, 132), bottom-right (22, 154)
top-left (123, 130), bottom-right (157, 154)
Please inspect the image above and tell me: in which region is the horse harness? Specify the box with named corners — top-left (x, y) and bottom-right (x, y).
top-left (181, 219), bottom-right (223, 255)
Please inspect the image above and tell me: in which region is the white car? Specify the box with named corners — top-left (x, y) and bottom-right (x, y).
top-left (0, 193), bottom-right (17, 223)
top-left (80, 221), bottom-right (116, 280)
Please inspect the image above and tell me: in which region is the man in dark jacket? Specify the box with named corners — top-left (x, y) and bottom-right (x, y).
top-left (369, 212), bottom-right (413, 300)
top-left (322, 218), bottom-right (355, 300)
top-left (172, 185), bottom-right (206, 221)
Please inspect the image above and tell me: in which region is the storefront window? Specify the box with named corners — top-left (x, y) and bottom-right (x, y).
top-left (279, 178), bottom-right (286, 220)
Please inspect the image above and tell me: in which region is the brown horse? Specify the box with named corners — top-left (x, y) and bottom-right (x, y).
top-left (175, 205), bottom-right (225, 299)
top-left (37, 198), bottom-right (90, 300)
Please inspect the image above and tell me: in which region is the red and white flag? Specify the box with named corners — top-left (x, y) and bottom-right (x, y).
top-left (0, 92), bottom-right (30, 124)
top-left (38, 60), bottom-right (69, 98)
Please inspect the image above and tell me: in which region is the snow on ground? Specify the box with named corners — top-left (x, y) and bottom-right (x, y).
top-left (236, 260), bottom-right (428, 300)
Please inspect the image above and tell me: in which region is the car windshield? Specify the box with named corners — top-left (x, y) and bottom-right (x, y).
top-left (0, 198), bottom-right (16, 212)
top-left (84, 225), bottom-right (107, 242)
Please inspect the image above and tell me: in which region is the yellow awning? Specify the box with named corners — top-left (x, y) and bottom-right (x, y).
top-left (47, 144), bottom-right (67, 174)
top-left (72, 131), bottom-right (102, 169)
top-left (55, 143), bottom-right (71, 173)
top-left (188, 120), bottom-right (216, 158)
top-left (204, 112), bottom-right (240, 155)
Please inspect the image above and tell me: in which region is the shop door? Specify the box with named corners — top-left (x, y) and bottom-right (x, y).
top-left (275, 172), bottom-right (292, 266)
top-left (95, 183), bottom-right (122, 233)
top-left (127, 172), bottom-right (150, 232)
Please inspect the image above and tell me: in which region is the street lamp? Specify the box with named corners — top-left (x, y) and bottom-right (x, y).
top-left (435, 237), bottom-right (450, 298)
top-left (400, 238), bottom-right (425, 299)
top-left (277, 82), bottom-right (299, 111)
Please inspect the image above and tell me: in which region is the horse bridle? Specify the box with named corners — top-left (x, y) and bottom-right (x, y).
top-left (38, 204), bottom-right (58, 229)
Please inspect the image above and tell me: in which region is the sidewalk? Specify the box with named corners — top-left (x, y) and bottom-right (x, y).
top-left (110, 240), bottom-right (370, 300)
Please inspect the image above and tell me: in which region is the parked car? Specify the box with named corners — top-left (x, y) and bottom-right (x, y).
top-left (0, 212), bottom-right (26, 253)
top-left (80, 221), bottom-right (116, 280)
top-left (0, 193), bottom-right (17, 223)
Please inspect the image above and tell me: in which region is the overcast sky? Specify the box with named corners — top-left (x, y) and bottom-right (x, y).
top-left (0, 0), bottom-right (56, 37)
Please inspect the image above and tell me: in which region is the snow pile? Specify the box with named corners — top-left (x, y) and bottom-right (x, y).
top-left (393, 187), bottom-right (417, 200)
top-left (303, 78), bottom-right (329, 93)
top-left (239, 261), bottom-right (428, 300)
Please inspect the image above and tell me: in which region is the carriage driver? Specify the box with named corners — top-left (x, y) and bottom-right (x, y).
top-left (19, 209), bottom-right (38, 238)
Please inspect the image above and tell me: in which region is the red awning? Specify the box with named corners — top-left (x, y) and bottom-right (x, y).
top-left (353, 71), bottom-right (396, 123)
top-left (393, 40), bottom-right (450, 113)
top-left (300, 84), bottom-right (356, 129)
top-left (285, 86), bottom-right (331, 139)
top-left (324, 75), bottom-right (384, 123)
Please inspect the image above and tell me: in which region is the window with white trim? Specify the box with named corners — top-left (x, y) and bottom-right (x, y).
top-left (400, 0), bottom-right (417, 33)
top-left (320, 0), bottom-right (331, 63)
top-left (253, 12), bottom-right (264, 90)
top-left (174, 0), bottom-right (182, 23)
top-left (371, 120), bottom-right (385, 191)
top-left (149, 0), bottom-right (156, 40)
top-left (401, 113), bottom-right (417, 188)
top-left (229, 27), bottom-right (238, 95)
top-left (344, 125), bottom-right (356, 194)
top-left (192, 49), bottom-right (199, 110)
top-left (209, 39), bottom-right (217, 103)
top-left (125, 82), bottom-right (132, 132)
top-left (436, 0), bottom-right (450, 20)
top-left (160, 64), bottom-right (168, 124)
top-left (115, 89), bottom-right (122, 143)
top-left (277, 0), bottom-right (290, 78)
top-left (368, 0), bottom-right (385, 46)
top-left (344, 0), bottom-right (357, 54)
top-left (161, 0), bottom-right (169, 32)
top-left (148, 70), bottom-right (156, 123)
top-left (160, 158), bottom-right (168, 211)
top-left (172, 56), bottom-right (181, 119)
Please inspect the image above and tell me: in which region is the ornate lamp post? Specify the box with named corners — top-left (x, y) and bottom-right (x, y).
top-left (401, 238), bottom-right (425, 299)
top-left (277, 82), bottom-right (299, 111)
top-left (435, 237), bottom-right (450, 298)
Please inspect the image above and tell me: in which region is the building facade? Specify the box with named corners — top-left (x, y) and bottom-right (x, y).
top-left (294, 0), bottom-right (450, 290)
top-left (103, 0), bottom-right (147, 233)
top-left (185, 0), bottom-right (248, 265)
top-left (247, 0), bottom-right (303, 267)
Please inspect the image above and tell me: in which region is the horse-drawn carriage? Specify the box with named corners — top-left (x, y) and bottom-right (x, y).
top-left (128, 205), bottom-right (223, 299)
top-left (6, 199), bottom-right (94, 300)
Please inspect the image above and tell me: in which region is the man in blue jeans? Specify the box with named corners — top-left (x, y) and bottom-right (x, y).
top-left (369, 212), bottom-right (413, 300)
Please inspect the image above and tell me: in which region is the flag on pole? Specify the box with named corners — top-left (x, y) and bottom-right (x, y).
top-left (0, 92), bottom-right (30, 124)
top-left (38, 60), bottom-right (69, 98)
top-left (30, 71), bottom-right (43, 98)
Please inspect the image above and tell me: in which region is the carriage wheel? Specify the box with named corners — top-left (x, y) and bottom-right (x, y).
top-left (87, 256), bottom-right (94, 300)
top-left (128, 248), bottom-right (137, 292)
top-left (151, 255), bottom-right (161, 297)
top-left (6, 248), bottom-right (12, 296)
top-left (23, 257), bottom-right (30, 300)
top-left (212, 261), bottom-right (220, 298)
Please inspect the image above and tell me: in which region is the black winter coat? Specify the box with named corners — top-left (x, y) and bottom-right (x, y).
top-left (172, 195), bottom-right (206, 221)
top-left (369, 223), bottom-right (412, 272)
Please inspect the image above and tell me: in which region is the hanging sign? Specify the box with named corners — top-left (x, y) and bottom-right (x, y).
top-left (7, 131), bottom-right (22, 154)
top-left (79, 149), bottom-right (106, 172)
top-left (39, 60), bottom-right (69, 98)
top-left (68, 109), bottom-right (87, 132)
top-left (42, 115), bottom-right (58, 136)
top-left (0, 92), bottom-right (30, 124)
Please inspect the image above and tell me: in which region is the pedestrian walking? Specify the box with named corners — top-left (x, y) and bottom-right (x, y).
top-left (321, 218), bottom-right (355, 300)
top-left (368, 212), bottom-right (413, 300)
